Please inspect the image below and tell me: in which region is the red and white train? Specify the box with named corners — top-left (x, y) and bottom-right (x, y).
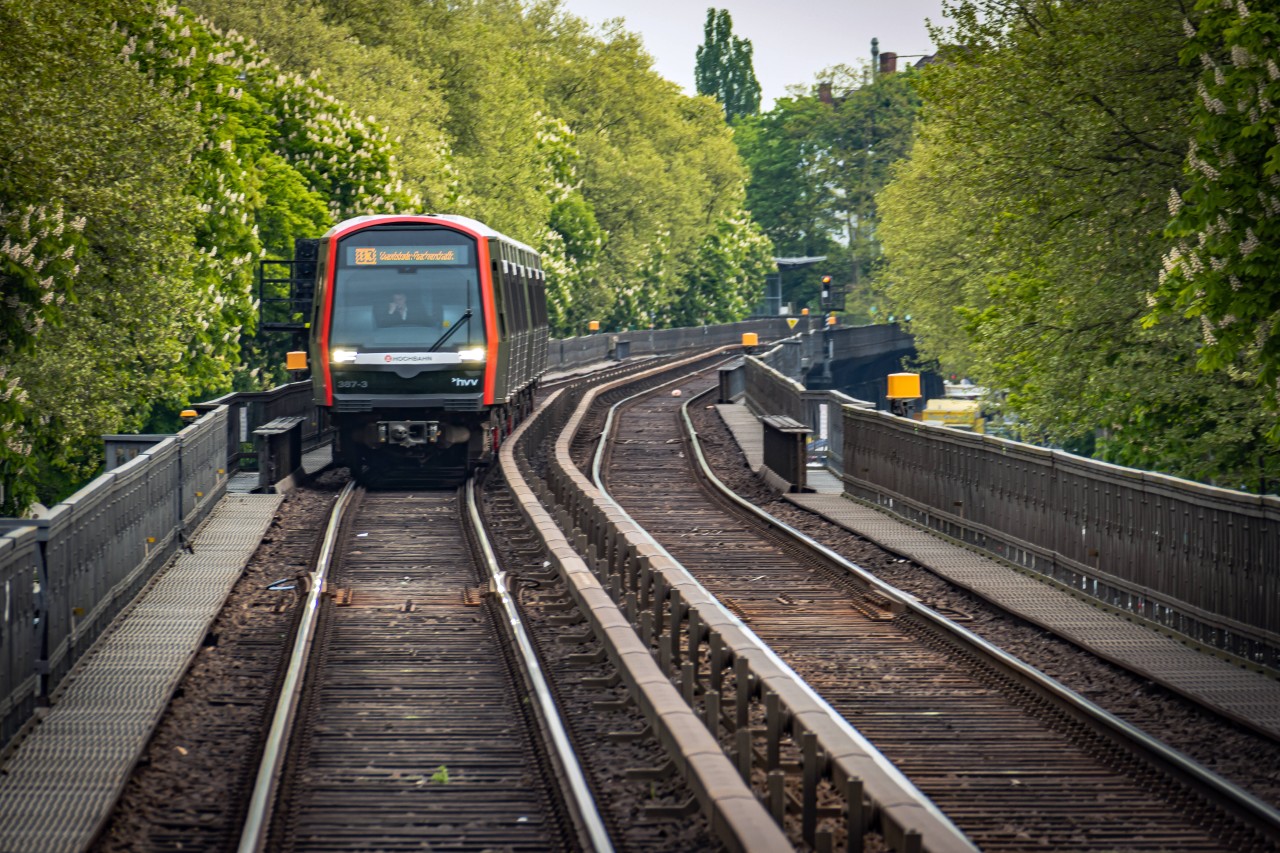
top-left (307, 214), bottom-right (548, 479)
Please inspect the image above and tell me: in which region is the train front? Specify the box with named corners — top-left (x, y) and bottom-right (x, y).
top-left (311, 216), bottom-right (495, 478)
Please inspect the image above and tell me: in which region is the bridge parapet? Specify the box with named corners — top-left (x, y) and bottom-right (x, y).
top-left (841, 406), bottom-right (1280, 672)
top-left (0, 406), bottom-right (231, 749)
top-left (742, 325), bottom-right (1277, 670)
top-left (552, 317), bottom-right (818, 371)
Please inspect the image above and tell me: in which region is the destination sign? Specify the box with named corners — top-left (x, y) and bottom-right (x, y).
top-left (346, 245), bottom-right (471, 266)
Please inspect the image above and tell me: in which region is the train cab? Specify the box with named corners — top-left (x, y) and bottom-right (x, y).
top-left (309, 215), bottom-right (547, 478)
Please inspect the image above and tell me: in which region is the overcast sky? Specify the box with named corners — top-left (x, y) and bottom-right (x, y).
top-left (555, 0), bottom-right (950, 110)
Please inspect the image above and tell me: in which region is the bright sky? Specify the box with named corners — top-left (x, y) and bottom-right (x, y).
top-left (555, 0), bottom-right (951, 110)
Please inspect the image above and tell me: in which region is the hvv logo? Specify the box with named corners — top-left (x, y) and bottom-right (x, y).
top-left (452, 377), bottom-right (480, 387)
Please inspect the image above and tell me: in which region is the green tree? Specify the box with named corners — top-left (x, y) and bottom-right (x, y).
top-left (695, 8), bottom-right (762, 122)
top-left (734, 97), bottom-right (837, 257)
top-left (0, 0), bottom-right (420, 513)
top-left (732, 67), bottom-right (918, 315)
top-left (544, 15), bottom-right (766, 332)
top-left (0, 0), bottom-right (204, 513)
top-left (877, 0), bottom-right (1280, 490)
top-left (820, 66), bottom-right (920, 303)
top-left (193, 0), bottom-right (772, 336)
top-left (1153, 0), bottom-right (1280, 418)
top-left (670, 212), bottom-right (775, 326)
top-left (2, 0), bottom-right (778, 512)
top-left (117, 3), bottom-right (416, 397)
top-left (190, 0), bottom-right (453, 209)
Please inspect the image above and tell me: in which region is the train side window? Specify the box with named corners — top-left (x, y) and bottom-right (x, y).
top-left (532, 270), bottom-right (546, 327)
top-left (491, 259), bottom-right (508, 337)
top-left (523, 268), bottom-right (534, 329)
top-left (513, 266), bottom-right (529, 332)
top-left (504, 252), bottom-right (525, 333)
top-left (526, 259), bottom-right (538, 327)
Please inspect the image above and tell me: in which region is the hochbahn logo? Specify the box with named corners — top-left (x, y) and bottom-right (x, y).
top-left (380, 353), bottom-right (447, 363)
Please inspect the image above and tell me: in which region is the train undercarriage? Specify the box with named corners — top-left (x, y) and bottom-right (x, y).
top-left (330, 385), bottom-right (535, 487)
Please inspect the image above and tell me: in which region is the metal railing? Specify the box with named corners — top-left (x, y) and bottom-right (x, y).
top-left (527, 351), bottom-right (976, 853)
top-left (740, 339), bottom-right (873, 477)
top-left (0, 408), bottom-right (230, 748)
top-left (0, 381), bottom-right (328, 752)
top-left (6, 312), bottom-right (1274, 758)
top-left (0, 319), bottom-right (806, 753)
top-left (738, 340), bottom-right (1278, 671)
top-left (840, 406), bottom-right (1280, 670)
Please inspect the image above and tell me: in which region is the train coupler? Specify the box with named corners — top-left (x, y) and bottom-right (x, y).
top-left (378, 420), bottom-right (438, 448)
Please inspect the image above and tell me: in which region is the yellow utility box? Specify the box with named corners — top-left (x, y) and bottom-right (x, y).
top-left (286, 351), bottom-right (308, 371)
top-left (922, 398), bottom-right (985, 433)
top-left (742, 332), bottom-right (759, 347)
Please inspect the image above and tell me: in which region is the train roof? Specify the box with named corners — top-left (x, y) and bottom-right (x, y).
top-left (326, 214), bottom-right (538, 257)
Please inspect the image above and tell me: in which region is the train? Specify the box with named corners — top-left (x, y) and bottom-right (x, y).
top-left (306, 214), bottom-right (549, 479)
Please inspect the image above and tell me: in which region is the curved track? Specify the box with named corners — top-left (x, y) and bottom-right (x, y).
top-left (595, 370), bottom-right (1280, 852)
top-left (88, 343), bottom-right (1278, 852)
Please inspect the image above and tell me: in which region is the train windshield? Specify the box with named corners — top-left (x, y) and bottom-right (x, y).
top-left (329, 227), bottom-right (484, 351)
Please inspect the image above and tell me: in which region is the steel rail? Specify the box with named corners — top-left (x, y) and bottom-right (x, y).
top-left (518, 377), bottom-right (796, 853)
top-left (238, 479), bottom-right (357, 853)
top-left (584, 366), bottom-right (977, 853)
top-left (676, 385), bottom-right (1280, 841)
top-left (463, 477), bottom-right (615, 853)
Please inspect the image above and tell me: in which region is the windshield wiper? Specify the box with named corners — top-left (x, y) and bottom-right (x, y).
top-left (428, 308), bottom-right (473, 352)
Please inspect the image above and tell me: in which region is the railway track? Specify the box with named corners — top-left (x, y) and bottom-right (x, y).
top-left (239, 481), bottom-right (602, 852)
top-left (97, 350), bottom-right (794, 853)
top-left (91, 343), bottom-right (1279, 852)
top-left (596, 371), bottom-right (1280, 851)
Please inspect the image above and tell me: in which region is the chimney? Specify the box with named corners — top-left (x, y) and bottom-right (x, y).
top-left (818, 82), bottom-right (833, 104)
top-left (879, 52), bottom-right (898, 75)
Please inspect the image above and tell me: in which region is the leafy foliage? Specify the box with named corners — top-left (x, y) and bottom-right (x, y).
top-left (0, 0), bottom-right (203, 513)
top-left (695, 8), bottom-right (762, 122)
top-left (734, 97), bottom-right (839, 257)
top-left (733, 66), bottom-right (919, 316)
top-left (1154, 0), bottom-right (1280, 413)
top-left (537, 14), bottom-right (768, 332)
top-left (1, 0), bottom-right (774, 513)
top-left (671, 213), bottom-right (775, 326)
top-left (877, 0), bottom-right (1280, 491)
top-left (0, 0), bottom-right (416, 512)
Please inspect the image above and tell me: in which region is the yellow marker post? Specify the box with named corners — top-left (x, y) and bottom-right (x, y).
top-left (886, 373), bottom-right (921, 399)
top-left (886, 372), bottom-right (922, 419)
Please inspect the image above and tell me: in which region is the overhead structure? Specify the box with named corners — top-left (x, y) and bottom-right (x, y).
top-left (762, 255), bottom-right (828, 316)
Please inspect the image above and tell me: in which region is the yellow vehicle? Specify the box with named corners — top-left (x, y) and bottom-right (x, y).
top-left (922, 398), bottom-right (985, 433)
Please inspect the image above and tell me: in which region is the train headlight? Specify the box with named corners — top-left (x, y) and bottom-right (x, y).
top-left (457, 348), bottom-right (486, 362)
top-left (331, 349), bottom-right (358, 364)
